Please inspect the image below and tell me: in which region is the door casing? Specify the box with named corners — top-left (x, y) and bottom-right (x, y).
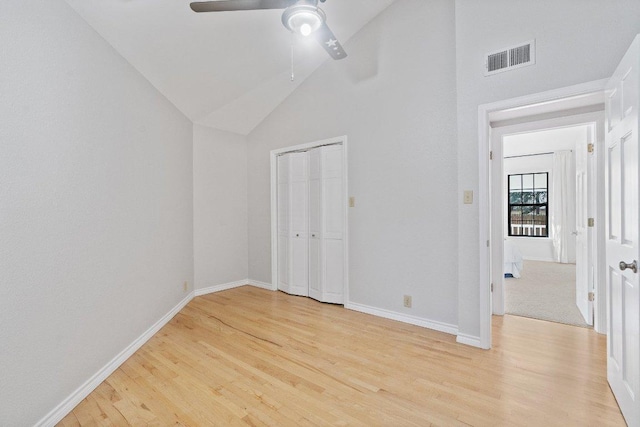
top-left (477, 79), bottom-right (608, 349)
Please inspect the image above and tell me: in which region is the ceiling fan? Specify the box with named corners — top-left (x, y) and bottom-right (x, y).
top-left (189, 0), bottom-right (347, 60)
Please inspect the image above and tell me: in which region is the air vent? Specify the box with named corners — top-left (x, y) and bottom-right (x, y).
top-left (484, 40), bottom-right (535, 76)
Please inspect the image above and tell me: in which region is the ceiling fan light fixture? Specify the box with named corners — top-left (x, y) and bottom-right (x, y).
top-left (282, 5), bottom-right (325, 37)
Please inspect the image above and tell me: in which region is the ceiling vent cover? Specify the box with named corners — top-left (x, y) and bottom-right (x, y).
top-left (484, 40), bottom-right (535, 76)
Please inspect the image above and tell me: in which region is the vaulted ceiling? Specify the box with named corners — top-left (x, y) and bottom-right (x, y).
top-left (64, 0), bottom-right (398, 135)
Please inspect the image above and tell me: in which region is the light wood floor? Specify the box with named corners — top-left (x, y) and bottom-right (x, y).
top-left (59, 286), bottom-right (624, 426)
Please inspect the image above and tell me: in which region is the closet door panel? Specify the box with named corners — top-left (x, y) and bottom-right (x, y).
top-left (320, 146), bottom-right (344, 302)
top-left (290, 236), bottom-right (309, 296)
top-left (308, 236), bottom-right (322, 300)
top-left (277, 235), bottom-right (289, 290)
top-left (277, 155), bottom-right (291, 292)
top-left (322, 146), bottom-right (343, 177)
top-left (288, 152), bottom-right (309, 296)
top-left (309, 149), bottom-right (322, 234)
top-left (324, 239), bottom-right (344, 303)
top-left (309, 179), bottom-right (321, 234)
top-left (309, 147), bottom-right (321, 180)
top-left (308, 148), bottom-right (322, 300)
top-left (323, 177), bottom-right (343, 239)
top-left (290, 181), bottom-right (308, 235)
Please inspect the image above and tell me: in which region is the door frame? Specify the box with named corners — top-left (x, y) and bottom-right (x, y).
top-left (478, 79), bottom-right (608, 348)
top-left (490, 114), bottom-right (604, 325)
top-left (270, 135), bottom-right (349, 302)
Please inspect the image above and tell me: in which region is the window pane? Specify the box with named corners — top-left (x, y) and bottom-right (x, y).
top-left (536, 190), bottom-right (548, 204)
top-left (521, 191), bottom-right (535, 204)
top-left (510, 206), bottom-right (522, 236)
top-left (522, 174), bottom-right (534, 191)
top-left (509, 175), bottom-right (522, 191)
top-left (535, 173), bottom-right (547, 190)
top-left (509, 190), bottom-right (522, 204)
top-left (534, 206), bottom-right (548, 237)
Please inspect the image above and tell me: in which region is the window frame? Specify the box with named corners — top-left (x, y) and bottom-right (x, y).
top-left (507, 172), bottom-right (549, 238)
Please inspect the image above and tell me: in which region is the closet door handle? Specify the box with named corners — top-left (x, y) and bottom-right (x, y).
top-left (296, 234), bottom-right (300, 237)
top-left (619, 260), bottom-right (638, 273)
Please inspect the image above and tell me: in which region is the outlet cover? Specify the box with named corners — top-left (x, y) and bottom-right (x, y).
top-left (403, 295), bottom-right (412, 308)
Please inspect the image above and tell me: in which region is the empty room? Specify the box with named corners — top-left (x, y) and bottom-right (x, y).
top-left (2, 0), bottom-right (640, 426)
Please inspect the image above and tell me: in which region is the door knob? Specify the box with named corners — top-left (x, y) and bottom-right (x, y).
top-left (572, 231), bottom-right (579, 236)
top-left (619, 260), bottom-right (638, 273)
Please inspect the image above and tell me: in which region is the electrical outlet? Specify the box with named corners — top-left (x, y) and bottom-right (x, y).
top-left (183, 281), bottom-right (188, 292)
top-left (403, 295), bottom-right (412, 308)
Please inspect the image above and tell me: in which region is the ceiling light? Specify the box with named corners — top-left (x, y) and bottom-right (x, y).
top-left (282, 5), bottom-right (325, 37)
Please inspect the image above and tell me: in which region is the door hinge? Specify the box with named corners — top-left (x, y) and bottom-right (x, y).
top-left (588, 217), bottom-right (595, 227)
top-left (491, 283), bottom-right (494, 292)
top-left (588, 292), bottom-right (595, 302)
top-left (490, 151), bottom-right (493, 160)
top-left (587, 143), bottom-right (594, 153)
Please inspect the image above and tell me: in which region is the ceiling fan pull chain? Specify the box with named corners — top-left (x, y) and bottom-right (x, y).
top-left (290, 32), bottom-right (295, 82)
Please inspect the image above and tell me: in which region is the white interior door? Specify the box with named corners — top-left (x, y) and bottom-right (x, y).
top-left (605, 35), bottom-right (640, 426)
top-left (575, 131), bottom-right (593, 325)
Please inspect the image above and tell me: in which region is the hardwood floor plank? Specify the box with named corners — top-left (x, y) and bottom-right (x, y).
top-left (58, 286), bottom-right (625, 426)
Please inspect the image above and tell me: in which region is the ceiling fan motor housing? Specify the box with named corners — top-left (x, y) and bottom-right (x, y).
top-left (282, 3), bottom-right (326, 36)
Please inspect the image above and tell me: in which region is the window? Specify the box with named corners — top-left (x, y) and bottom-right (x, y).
top-left (508, 172), bottom-right (548, 237)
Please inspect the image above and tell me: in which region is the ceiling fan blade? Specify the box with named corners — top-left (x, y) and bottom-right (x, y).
top-left (190, 0), bottom-right (294, 13)
top-left (314, 22), bottom-right (347, 60)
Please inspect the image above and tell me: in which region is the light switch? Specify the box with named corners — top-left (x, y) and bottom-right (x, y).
top-left (463, 190), bottom-right (473, 204)
top-left (349, 196), bottom-right (355, 207)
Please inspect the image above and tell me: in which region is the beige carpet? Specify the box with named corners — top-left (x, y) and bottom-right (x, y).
top-left (505, 260), bottom-right (590, 328)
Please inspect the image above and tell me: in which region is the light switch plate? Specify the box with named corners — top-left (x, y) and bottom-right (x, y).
top-left (463, 190), bottom-right (473, 204)
top-left (349, 196), bottom-right (355, 207)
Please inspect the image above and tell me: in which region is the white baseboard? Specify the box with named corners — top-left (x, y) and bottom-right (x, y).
top-left (35, 292), bottom-right (194, 427)
top-left (344, 302), bottom-right (458, 336)
top-left (248, 279), bottom-right (276, 291)
top-left (456, 333), bottom-right (485, 349)
top-left (194, 279), bottom-right (249, 296)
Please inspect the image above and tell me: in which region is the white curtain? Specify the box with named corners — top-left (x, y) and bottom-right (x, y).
top-left (551, 150), bottom-right (575, 263)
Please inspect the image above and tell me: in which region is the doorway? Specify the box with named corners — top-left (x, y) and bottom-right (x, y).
top-left (498, 124), bottom-right (595, 328)
top-left (490, 107), bottom-right (606, 334)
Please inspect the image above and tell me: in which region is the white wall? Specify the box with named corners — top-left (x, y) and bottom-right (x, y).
top-left (455, 0), bottom-right (640, 339)
top-left (0, 1), bottom-right (194, 425)
top-left (248, 0), bottom-right (459, 326)
top-left (193, 125), bottom-right (248, 288)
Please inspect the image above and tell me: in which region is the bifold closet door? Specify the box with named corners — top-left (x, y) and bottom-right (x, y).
top-left (277, 152), bottom-right (309, 297)
top-left (309, 145), bottom-right (345, 304)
